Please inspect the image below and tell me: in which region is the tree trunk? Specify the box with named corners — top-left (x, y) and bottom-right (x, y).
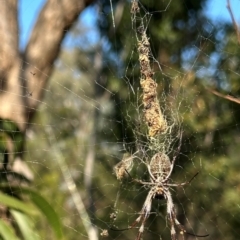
top-left (0, 0), bottom-right (96, 178)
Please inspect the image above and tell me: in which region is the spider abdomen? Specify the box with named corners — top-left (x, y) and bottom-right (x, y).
top-left (150, 152), bottom-right (171, 181)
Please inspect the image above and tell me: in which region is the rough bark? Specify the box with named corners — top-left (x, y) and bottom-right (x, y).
top-left (0, 0), bottom-right (96, 177)
top-left (0, 0), bottom-right (96, 131)
top-left (0, 0), bottom-right (98, 237)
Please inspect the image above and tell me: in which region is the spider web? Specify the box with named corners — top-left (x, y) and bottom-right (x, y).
top-left (6, 0), bottom-right (240, 240)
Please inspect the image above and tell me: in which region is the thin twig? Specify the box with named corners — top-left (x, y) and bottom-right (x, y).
top-left (109, 0), bottom-right (115, 29)
top-left (207, 88), bottom-right (240, 105)
top-left (226, 0), bottom-right (240, 44)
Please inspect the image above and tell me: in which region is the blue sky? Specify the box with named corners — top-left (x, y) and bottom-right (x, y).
top-left (205, 0), bottom-right (240, 22)
top-left (19, 0), bottom-right (240, 50)
top-left (19, 0), bottom-right (45, 49)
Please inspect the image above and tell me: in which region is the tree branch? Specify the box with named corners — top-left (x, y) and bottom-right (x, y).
top-left (24, 0), bottom-right (96, 118)
top-left (226, 0), bottom-right (240, 44)
top-left (0, 0), bottom-right (19, 76)
top-left (207, 88), bottom-right (240, 104)
top-left (0, 1), bottom-right (26, 130)
top-left (0, 0), bottom-right (96, 130)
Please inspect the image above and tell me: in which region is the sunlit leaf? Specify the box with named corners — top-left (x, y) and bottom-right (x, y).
top-left (11, 210), bottom-right (41, 240)
top-left (0, 219), bottom-right (19, 240)
top-left (20, 188), bottom-right (63, 239)
top-left (0, 192), bottom-right (36, 215)
top-left (0, 186), bottom-right (63, 239)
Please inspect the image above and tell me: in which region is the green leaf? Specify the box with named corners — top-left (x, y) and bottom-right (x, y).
top-left (0, 219), bottom-right (19, 240)
top-left (0, 119), bottom-right (24, 155)
top-left (21, 189), bottom-right (63, 239)
top-left (10, 210), bottom-right (41, 240)
top-left (0, 186), bottom-right (63, 239)
top-left (0, 192), bottom-right (36, 215)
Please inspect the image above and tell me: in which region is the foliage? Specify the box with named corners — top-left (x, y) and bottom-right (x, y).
top-left (96, 0), bottom-right (240, 239)
top-left (1, 0), bottom-right (239, 240)
top-left (0, 185), bottom-right (63, 240)
top-left (0, 120), bottom-right (62, 239)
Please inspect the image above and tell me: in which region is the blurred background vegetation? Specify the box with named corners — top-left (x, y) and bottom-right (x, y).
top-left (1, 0), bottom-right (240, 239)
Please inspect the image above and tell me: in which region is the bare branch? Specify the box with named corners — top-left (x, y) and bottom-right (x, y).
top-left (207, 88), bottom-right (240, 104)
top-left (24, 0), bottom-right (96, 113)
top-left (227, 0), bottom-right (240, 44)
top-left (0, 0), bottom-right (96, 130)
top-left (0, 0), bottom-right (19, 76)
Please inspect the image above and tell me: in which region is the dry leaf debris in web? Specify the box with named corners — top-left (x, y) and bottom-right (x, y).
top-left (113, 152), bottom-right (136, 180)
top-left (138, 27), bottom-right (168, 137)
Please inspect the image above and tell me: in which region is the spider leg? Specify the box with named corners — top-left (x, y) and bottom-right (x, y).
top-left (147, 164), bottom-right (157, 182)
top-left (166, 172), bottom-right (199, 187)
top-left (135, 213), bottom-right (149, 240)
top-left (164, 188), bottom-right (209, 239)
top-left (119, 210), bottom-right (150, 240)
top-left (162, 131), bottom-right (183, 183)
top-left (110, 195), bottom-right (147, 231)
top-left (164, 189), bottom-right (178, 240)
top-left (174, 219), bottom-right (209, 238)
top-left (133, 188), bottom-right (155, 239)
top-left (110, 187), bottom-right (155, 239)
top-left (109, 215), bottom-right (143, 232)
top-left (125, 169), bottom-right (155, 186)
